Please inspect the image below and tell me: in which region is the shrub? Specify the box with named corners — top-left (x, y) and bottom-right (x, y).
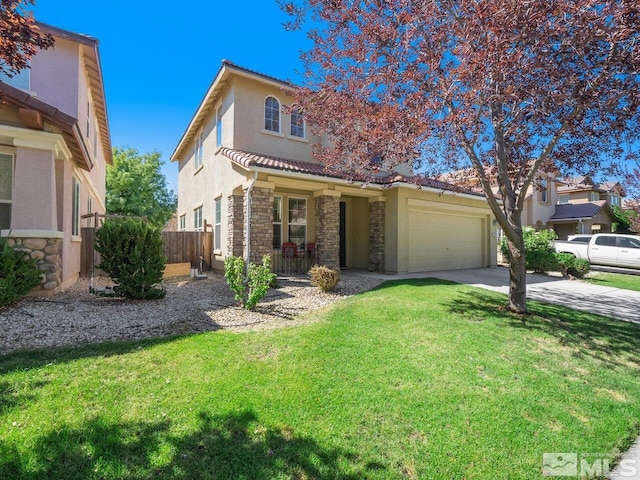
top-left (0, 237), bottom-right (42, 306)
top-left (224, 255), bottom-right (276, 309)
top-left (568, 258), bottom-right (590, 278)
top-left (309, 265), bottom-right (341, 292)
top-left (500, 227), bottom-right (557, 274)
top-left (95, 219), bottom-right (166, 299)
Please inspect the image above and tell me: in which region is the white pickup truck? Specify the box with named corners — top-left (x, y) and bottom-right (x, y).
top-left (554, 233), bottom-right (640, 269)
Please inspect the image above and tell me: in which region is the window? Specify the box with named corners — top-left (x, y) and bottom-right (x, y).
top-left (558, 194), bottom-right (569, 204)
top-left (216, 107), bottom-right (222, 147)
top-left (590, 192), bottom-right (600, 201)
top-left (0, 153), bottom-right (13, 230)
top-left (609, 194), bottom-right (621, 207)
top-left (539, 178), bottom-right (548, 203)
top-left (86, 99), bottom-right (91, 138)
top-left (288, 197), bottom-right (306, 249)
top-left (595, 236), bottom-right (616, 247)
top-left (264, 96), bottom-right (280, 132)
top-left (273, 196), bottom-right (282, 249)
top-left (619, 237), bottom-right (640, 249)
top-left (194, 206), bottom-right (203, 231)
top-left (214, 197), bottom-right (222, 250)
top-left (290, 106), bottom-right (305, 138)
top-left (86, 196), bottom-right (93, 227)
top-left (195, 132), bottom-right (204, 170)
top-left (72, 177), bottom-right (80, 236)
top-left (179, 214), bottom-right (186, 231)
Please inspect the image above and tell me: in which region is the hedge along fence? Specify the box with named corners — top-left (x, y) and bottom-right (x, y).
top-left (81, 228), bottom-right (213, 277)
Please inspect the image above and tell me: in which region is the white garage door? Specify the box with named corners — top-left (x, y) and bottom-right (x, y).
top-left (408, 211), bottom-right (484, 272)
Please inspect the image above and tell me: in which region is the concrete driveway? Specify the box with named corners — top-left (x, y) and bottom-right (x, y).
top-left (374, 266), bottom-right (640, 323)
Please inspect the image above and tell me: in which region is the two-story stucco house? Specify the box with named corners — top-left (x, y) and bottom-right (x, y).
top-left (0, 23), bottom-right (111, 294)
top-left (171, 61), bottom-right (497, 274)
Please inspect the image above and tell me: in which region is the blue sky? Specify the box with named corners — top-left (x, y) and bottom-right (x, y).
top-left (33, 1), bottom-right (311, 192)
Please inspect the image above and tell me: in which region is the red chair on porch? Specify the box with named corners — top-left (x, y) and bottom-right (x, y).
top-left (282, 242), bottom-right (298, 259)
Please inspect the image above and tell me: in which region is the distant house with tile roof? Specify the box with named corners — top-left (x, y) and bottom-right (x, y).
top-left (0, 23), bottom-right (111, 295)
top-left (171, 61), bottom-right (498, 274)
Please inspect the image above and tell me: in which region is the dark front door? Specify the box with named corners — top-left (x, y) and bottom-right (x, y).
top-left (339, 201), bottom-right (347, 267)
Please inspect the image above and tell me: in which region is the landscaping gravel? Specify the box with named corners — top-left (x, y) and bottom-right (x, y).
top-left (0, 272), bottom-right (384, 355)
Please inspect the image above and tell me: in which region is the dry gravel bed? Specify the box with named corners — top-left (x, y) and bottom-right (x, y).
top-left (0, 272), bottom-right (384, 355)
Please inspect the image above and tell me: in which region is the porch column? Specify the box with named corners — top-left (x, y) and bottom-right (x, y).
top-left (227, 194), bottom-right (244, 257)
top-left (245, 183), bottom-right (274, 264)
top-left (314, 190), bottom-right (341, 269)
top-left (369, 197), bottom-right (386, 272)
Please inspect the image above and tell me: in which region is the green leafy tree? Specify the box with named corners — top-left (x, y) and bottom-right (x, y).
top-left (95, 219), bottom-right (166, 300)
top-left (106, 147), bottom-right (177, 228)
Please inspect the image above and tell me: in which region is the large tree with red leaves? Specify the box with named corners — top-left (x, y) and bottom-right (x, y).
top-left (282, 0), bottom-right (640, 313)
top-left (0, 1), bottom-right (53, 84)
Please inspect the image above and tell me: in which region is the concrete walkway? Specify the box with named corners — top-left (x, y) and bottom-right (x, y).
top-left (364, 266), bottom-right (640, 479)
top-left (365, 266), bottom-right (640, 323)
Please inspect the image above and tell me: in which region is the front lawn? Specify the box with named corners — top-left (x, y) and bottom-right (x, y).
top-left (1, 278), bottom-right (639, 479)
top-left (584, 271), bottom-right (640, 291)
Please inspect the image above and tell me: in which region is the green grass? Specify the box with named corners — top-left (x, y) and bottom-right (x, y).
top-left (2, 278), bottom-right (640, 479)
top-left (583, 271), bottom-right (640, 291)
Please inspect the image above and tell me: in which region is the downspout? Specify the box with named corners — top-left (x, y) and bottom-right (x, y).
top-left (244, 170), bottom-right (258, 280)
top-left (578, 219), bottom-right (584, 234)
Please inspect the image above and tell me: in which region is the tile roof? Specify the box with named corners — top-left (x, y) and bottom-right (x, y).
top-left (550, 201), bottom-right (608, 220)
top-left (220, 148), bottom-right (483, 195)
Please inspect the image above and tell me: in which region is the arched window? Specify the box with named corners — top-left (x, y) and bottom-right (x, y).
top-left (290, 106), bottom-right (305, 138)
top-left (264, 96), bottom-right (280, 132)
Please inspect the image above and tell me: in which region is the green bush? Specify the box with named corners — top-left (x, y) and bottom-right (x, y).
top-left (224, 255), bottom-right (276, 310)
top-left (500, 227), bottom-right (557, 274)
top-left (0, 237), bottom-right (42, 306)
top-left (568, 258), bottom-right (590, 278)
top-left (95, 219), bottom-right (166, 300)
top-left (309, 265), bottom-right (341, 292)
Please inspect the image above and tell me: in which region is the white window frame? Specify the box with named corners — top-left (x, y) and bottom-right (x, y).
top-left (288, 196), bottom-right (307, 249)
top-left (0, 153), bottom-right (14, 230)
top-left (264, 96), bottom-right (281, 133)
top-left (539, 178), bottom-right (548, 204)
top-left (86, 196), bottom-right (93, 227)
top-left (273, 195), bottom-right (283, 249)
top-left (216, 107), bottom-right (222, 147)
top-left (214, 197), bottom-right (222, 251)
top-left (590, 192), bottom-right (600, 201)
top-left (179, 214), bottom-right (186, 232)
top-left (558, 194), bottom-right (569, 205)
top-left (194, 206), bottom-right (203, 231)
top-left (72, 176), bottom-right (80, 236)
top-left (290, 106), bottom-right (305, 138)
top-left (195, 131), bottom-right (204, 171)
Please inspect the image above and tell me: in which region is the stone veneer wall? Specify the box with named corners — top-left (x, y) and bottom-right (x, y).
top-left (6, 236), bottom-right (63, 294)
top-left (369, 201), bottom-right (385, 272)
top-left (246, 187), bottom-right (274, 264)
top-left (227, 194), bottom-right (244, 257)
top-left (315, 195), bottom-right (340, 269)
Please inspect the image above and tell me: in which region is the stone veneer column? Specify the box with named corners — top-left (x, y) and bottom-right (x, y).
top-left (227, 194), bottom-right (244, 257)
top-left (6, 235), bottom-right (63, 295)
top-left (245, 186), bottom-right (274, 264)
top-left (368, 198), bottom-right (386, 272)
top-left (315, 192), bottom-right (341, 270)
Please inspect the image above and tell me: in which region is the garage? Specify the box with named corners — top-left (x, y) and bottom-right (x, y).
top-left (408, 210), bottom-right (485, 272)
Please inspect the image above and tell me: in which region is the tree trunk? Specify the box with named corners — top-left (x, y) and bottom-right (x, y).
top-left (505, 233), bottom-right (527, 314)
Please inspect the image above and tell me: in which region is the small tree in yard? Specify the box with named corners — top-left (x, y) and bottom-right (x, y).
top-left (0, 236), bottom-right (42, 306)
top-left (95, 219), bottom-right (166, 300)
top-left (224, 255), bottom-right (276, 310)
top-left (282, 0), bottom-right (640, 313)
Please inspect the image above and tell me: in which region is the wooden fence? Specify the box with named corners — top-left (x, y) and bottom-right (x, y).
top-left (80, 228), bottom-right (213, 277)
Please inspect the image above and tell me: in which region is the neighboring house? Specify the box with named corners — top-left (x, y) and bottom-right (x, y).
top-left (0, 23), bottom-right (111, 294)
top-left (171, 61), bottom-right (497, 274)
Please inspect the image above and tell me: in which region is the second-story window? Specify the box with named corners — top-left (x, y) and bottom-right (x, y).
top-left (290, 106), bottom-right (305, 138)
top-left (195, 132), bottom-right (204, 170)
top-left (264, 96), bottom-right (280, 133)
top-left (216, 107), bottom-right (222, 147)
top-left (539, 178), bottom-right (548, 203)
top-left (558, 194), bottom-right (569, 205)
top-left (590, 192), bottom-right (600, 201)
top-left (179, 214), bottom-right (186, 231)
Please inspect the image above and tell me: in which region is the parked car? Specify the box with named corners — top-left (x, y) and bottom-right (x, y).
top-left (555, 233), bottom-right (640, 269)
